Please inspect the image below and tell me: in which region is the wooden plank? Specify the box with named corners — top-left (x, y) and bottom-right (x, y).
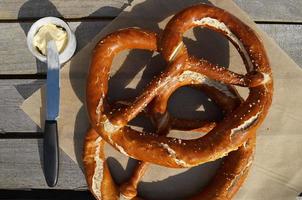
top-left (1, 189), bottom-right (94, 200)
top-left (0, 0), bottom-right (129, 19)
top-left (258, 24), bottom-right (302, 67)
top-left (0, 21), bottom-right (109, 74)
top-left (233, 0), bottom-right (302, 22)
top-left (0, 139), bottom-right (86, 189)
top-left (0, 22), bottom-right (301, 75)
top-left (0, 0), bottom-right (301, 22)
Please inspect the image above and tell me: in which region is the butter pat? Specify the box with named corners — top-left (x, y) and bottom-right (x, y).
top-left (33, 23), bottom-right (68, 55)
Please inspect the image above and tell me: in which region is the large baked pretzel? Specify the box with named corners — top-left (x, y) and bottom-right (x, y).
top-left (84, 80), bottom-right (256, 199)
top-left (86, 3), bottom-right (273, 169)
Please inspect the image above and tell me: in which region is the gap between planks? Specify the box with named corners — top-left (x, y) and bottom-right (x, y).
top-left (0, 189), bottom-right (94, 200)
top-left (0, 74), bottom-right (46, 79)
top-left (0, 132), bottom-right (42, 139)
top-left (0, 138), bottom-right (87, 189)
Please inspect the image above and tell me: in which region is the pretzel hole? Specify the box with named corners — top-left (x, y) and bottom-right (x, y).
top-left (183, 27), bottom-right (230, 67)
top-left (128, 113), bottom-right (157, 133)
top-left (104, 131), bottom-right (222, 193)
top-left (167, 86), bottom-right (222, 138)
top-left (183, 26), bottom-right (250, 75)
top-left (227, 41), bottom-right (248, 75)
top-left (111, 99), bottom-right (157, 133)
top-left (168, 86), bottom-right (221, 119)
top-left (234, 85), bottom-right (249, 100)
top-left (108, 49), bottom-right (166, 103)
top-left (167, 129), bottom-right (205, 140)
top-left (101, 132), bottom-right (223, 200)
top-left (136, 160), bottom-right (222, 200)
top-left (105, 146), bottom-right (140, 185)
top-left (104, 140), bottom-right (222, 200)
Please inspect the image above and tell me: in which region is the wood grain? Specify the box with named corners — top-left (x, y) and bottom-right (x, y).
top-left (234, 0), bottom-right (302, 22)
top-left (0, 138), bottom-right (86, 189)
top-left (0, 79), bottom-right (44, 133)
top-left (258, 24), bottom-right (302, 67)
top-left (1, 189), bottom-right (94, 199)
top-left (0, 0), bottom-right (129, 20)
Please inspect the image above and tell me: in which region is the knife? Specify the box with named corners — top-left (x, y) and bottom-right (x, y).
top-left (43, 40), bottom-right (60, 187)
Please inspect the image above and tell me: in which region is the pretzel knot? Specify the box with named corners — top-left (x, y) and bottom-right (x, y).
top-left (84, 4), bottom-right (273, 200)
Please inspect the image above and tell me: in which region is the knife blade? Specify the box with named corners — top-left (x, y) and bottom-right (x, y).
top-left (43, 40), bottom-right (60, 187)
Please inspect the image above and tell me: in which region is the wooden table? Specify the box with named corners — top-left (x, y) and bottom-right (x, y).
top-left (0, 0), bottom-right (301, 199)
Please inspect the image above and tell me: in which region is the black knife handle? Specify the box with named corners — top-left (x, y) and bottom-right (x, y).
top-left (43, 120), bottom-right (59, 187)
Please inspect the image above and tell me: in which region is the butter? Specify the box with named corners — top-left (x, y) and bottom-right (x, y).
top-left (33, 23), bottom-right (68, 55)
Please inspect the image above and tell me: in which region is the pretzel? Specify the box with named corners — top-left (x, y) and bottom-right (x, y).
top-left (84, 83), bottom-right (256, 199)
top-left (86, 4), bottom-right (273, 169)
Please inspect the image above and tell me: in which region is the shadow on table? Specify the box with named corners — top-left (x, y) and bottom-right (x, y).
top-left (69, 0), bottom-right (231, 199)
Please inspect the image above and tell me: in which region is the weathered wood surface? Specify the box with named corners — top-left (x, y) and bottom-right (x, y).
top-left (0, 0), bottom-right (301, 22)
top-left (0, 22), bottom-right (301, 75)
top-left (0, 0), bottom-right (129, 19)
top-left (258, 24), bottom-right (302, 67)
top-left (1, 190), bottom-right (94, 200)
top-left (234, 0), bottom-right (302, 22)
top-left (0, 139), bottom-right (86, 189)
top-left (0, 79), bottom-right (44, 133)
